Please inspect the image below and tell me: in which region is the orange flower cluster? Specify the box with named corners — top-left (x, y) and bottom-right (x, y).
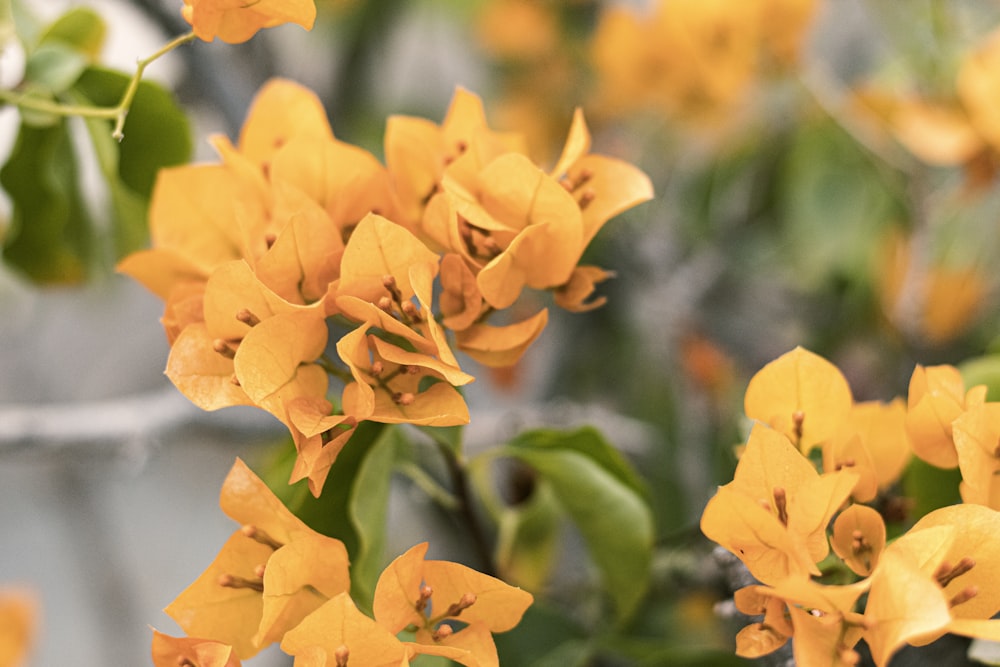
top-left (855, 25), bottom-right (1000, 173)
top-left (702, 346), bottom-right (1000, 666)
top-left (152, 460), bottom-right (533, 667)
top-left (119, 79), bottom-right (652, 496)
top-left (591, 0), bottom-right (819, 126)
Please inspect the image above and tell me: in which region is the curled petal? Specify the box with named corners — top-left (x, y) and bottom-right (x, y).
top-left (456, 309), bottom-right (549, 368)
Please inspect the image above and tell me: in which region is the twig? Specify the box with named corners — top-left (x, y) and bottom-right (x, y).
top-left (0, 31), bottom-right (196, 140)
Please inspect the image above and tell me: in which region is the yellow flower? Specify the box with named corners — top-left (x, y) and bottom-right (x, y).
top-left (822, 399), bottom-right (912, 502)
top-left (743, 346), bottom-right (853, 453)
top-left (373, 543), bottom-right (534, 667)
top-left (700, 424), bottom-right (857, 584)
top-left (182, 0), bottom-right (316, 44)
top-left (386, 87), bottom-right (527, 234)
top-left (165, 459), bottom-right (351, 658)
top-left (876, 229), bottom-right (989, 346)
top-left (864, 505), bottom-right (1000, 665)
top-left (830, 504), bottom-right (886, 577)
top-left (734, 576), bottom-right (869, 666)
top-left (280, 593), bottom-right (411, 667)
top-left (151, 631), bottom-right (241, 667)
top-left (905, 364), bottom-right (987, 469)
top-left (952, 403), bottom-right (1000, 509)
top-left (0, 588), bottom-right (37, 667)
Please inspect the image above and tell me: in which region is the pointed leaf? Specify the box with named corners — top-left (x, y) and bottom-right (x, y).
top-left (1, 119), bottom-right (90, 283)
top-left (501, 441), bottom-right (653, 620)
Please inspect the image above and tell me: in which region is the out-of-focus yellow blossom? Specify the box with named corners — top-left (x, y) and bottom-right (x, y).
top-left (0, 588), bottom-right (36, 667)
top-left (905, 363), bottom-right (987, 469)
top-left (876, 230), bottom-right (990, 346)
top-left (181, 0), bottom-right (316, 44)
top-left (591, 0), bottom-right (819, 126)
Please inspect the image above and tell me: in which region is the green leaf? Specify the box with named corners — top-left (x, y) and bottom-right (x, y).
top-left (903, 456), bottom-right (962, 521)
top-left (38, 6), bottom-right (105, 58)
top-left (415, 423), bottom-right (464, 457)
top-left (503, 429), bottom-right (654, 621)
top-left (493, 601), bottom-right (591, 667)
top-left (10, 0), bottom-right (40, 48)
top-left (23, 42), bottom-right (87, 94)
top-left (778, 118), bottom-right (897, 290)
top-left (495, 479), bottom-right (561, 593)
top-left (0, 119), bottom-right (91, 283)
top-left (73, 66), bottom-right (191, 196)
top-left (507, 426), bottom-right (649, 500)
top-left (71, 66), bottom-right (191, 258)
top-left (348, 424), bottom-right (404, 609)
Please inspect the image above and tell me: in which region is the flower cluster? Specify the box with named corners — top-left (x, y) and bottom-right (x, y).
top-left (591, 0), bottom-right (819, 126)
top-left (152, 459), bottom-right (533, 667)
top-left (702, 346), bottom-right (1000, 666)
top-left (855, 24), bottom-right (1000, 174)
top-left (118, 79), bottom-right (652, 496)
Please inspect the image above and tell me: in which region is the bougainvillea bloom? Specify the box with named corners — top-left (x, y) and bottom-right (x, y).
top-left (905, 364), bottom-right (987, 469)
top-left (281, 593), bottom-right (411, 667)
top-left (734, 576), bottom-right (869, 666)
top-left (953, 403), bottom-right (1000, 508)
top-left (822, 399), bottom-right (912, 502)
top-left (700, 424), bottom-right (857, 584)
top-left (151, 631), bottom-right (242, 667)
top-left (165, 459), bottom-right (350, 658)
top-left (875, 229), bottom-right (989, 345)
top-left (182, 0), bottom-right (316, 44)
top-left (830, 504), bottom-right (886, 577)
top-left (373, 543), bottom-right (534, 667)
top-left (743, 346), bottom-right (853, 452)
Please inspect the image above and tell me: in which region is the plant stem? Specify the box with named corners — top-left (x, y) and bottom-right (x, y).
top-left (438, 443), bottom-right (498, 577)
top-left (0, 30), bottom-right (196, 140)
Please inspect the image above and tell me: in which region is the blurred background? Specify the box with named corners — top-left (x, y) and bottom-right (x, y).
top-left (6, 0), bottom-right (1000, 665)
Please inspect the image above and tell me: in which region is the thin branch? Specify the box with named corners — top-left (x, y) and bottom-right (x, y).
top-left (0, 31), bottom-right (196, 140)
top-left (438, 442), bottom-right (497, 577)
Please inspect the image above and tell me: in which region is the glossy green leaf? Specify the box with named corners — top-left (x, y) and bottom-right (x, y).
top-left (503, 431), bottom-right (654, 621)
top-left (0, 119), bottom-right (91, 283)
top-left (38, 6), bottom-right (105, 59)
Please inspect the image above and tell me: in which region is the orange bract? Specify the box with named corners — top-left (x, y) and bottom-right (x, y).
top-left (700, 424), bottom-right (857, 584)
top-left (280, 593), bottom-right (411, 667)
top-left (373, 543), bottom-right (534, 667)
top-left (905, 364), bottom-right (987, 469)
top-left (151, 631), bottom-right (242, 667)
top-left (953, 403), bottom-right (1000, 508)
top-left (182, 0), bottom-right (316, 44)
top-left (164, 459), bottom-right (350, 658)
top-left (744, 346), bottom-right (853, 452)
